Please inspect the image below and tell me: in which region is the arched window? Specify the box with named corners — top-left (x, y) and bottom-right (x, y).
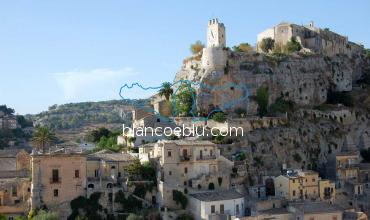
top-left (107, 183), bottom-right (113, 188)
top-left (88, 184), bottom-right (95, 189)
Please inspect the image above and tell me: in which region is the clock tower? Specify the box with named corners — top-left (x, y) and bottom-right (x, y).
top-left (201, 18), bottom-right (227, 71)
top-left (207, 18), bottom-right (226, 48)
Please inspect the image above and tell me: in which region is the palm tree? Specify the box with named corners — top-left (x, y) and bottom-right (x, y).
top-left (31, 126), bottom-right (56, 153)
top-left (158, 82), bottom-right (173, 101)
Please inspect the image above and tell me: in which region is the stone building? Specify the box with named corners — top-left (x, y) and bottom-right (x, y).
top-left (86, 150), bottom-right (136, 214)
top-left (257, 21), bottom-right (363, 57)
top-left (152, 140), bottom-right (234, 209)
top-left (0, 149), bottom-right (31, 219)
top-left (0, 115), bottom-right (18, 130)
top-left (30, 148), bottom-right (86, 219)
top-left (117, 108), bottom-right (168, 147)
top-left (274, 169), bottom-right (335, 201)
top-left (201, 18), bottom-right (228, 71)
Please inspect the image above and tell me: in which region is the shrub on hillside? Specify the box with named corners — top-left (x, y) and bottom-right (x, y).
top-left (260, 38), bottom-right (275, 53)
top-left (190, 40), bottom-right (204, 54)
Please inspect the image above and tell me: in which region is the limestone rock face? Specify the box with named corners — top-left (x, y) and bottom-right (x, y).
top-left (174, 52), bottom-right (368, 115)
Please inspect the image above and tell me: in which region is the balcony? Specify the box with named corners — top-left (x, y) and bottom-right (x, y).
top-left (180, 155), bottom-right (192, 161)
top-left (196, 155), bottom-right (216, 160)
top-left (49, 177), bottom-right (61, 184)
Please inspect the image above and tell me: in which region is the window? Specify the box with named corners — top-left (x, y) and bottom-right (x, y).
top-left (293, 190), bottom-right (296, 196)
top-left (94, 169), bottom-right (99, 177)
top-left (169, 171), bottom-right (172, 176)
top-left (53, 189), bottom-right (59, 197)
top-left (236, 204), bottom-right (239, 214)
top-left (184, 167), bottom-right (188, 174)
top-left (11, 185), bottom-right (17, 197)
top-left (220, 204), bottom-right (224, 214)
top-left (211, 205), bottom-right (215, 213)
top-left (75, 170), bottom-right (80, 178)
top-left (312, 178), bottom-right (316, 182)
top-left (52, 169), bottom-right (59, 183)
top-left (184, 181), bottom-right (187, 186)
top-left (167, 151), bottom-right (172, 157)
top-left (118, 172), bottom-right (122, 177)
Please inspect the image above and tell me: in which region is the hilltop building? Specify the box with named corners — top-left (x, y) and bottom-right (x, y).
top-left (257, 21), bottom-right (363, 56)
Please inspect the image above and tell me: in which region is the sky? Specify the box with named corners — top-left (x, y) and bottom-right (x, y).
top-left (0, 0), bottom-right (369, 115)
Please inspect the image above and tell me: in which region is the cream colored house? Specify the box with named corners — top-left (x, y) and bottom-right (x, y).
top-left (30, 148), bottom-right (86, 219)
top-left (275, 170), bottom-right (319, 201)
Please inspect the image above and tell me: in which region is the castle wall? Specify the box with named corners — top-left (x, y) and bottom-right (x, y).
top-left (201, 46), bottom-right (227, 70)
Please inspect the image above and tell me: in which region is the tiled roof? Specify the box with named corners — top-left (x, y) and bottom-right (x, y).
top-left (0, 158), bottom-right (16, 171)
top-left (289, 202), bottom-right (342, 214)
top-left (160, 140), bottom-right (214, 146)
top-left (88, 151), bottom-right (136, 162)
top-left (190, 190), bottom-right (243, 202)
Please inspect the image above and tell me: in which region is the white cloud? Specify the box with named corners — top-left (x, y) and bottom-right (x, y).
top-left (53, 67), bottom-right (137, 101)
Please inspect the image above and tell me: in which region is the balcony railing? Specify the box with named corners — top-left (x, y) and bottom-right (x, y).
top-left (180, 155), bottom-right (192, 161)
top-left (196, 155), bottom-right (216, 160)
top-left (49, 177), bottom-right (61, 184)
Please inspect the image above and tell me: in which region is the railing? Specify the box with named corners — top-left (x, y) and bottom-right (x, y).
top-left (49, 177), bottom-right (61, 184)
top-left (196, 155), bottom-right (216, 160)
top-left (180, 155), bottom-right (192, 161)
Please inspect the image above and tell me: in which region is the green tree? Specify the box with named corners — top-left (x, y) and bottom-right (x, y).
top-left (0, 105), bottom-right (15, 115)
top-left (255, 86), bottom-right (269, 117)
top-left (211, 112), bottom-right (227, 123)
top-left (172, 190), bottom-right (188, 209)
top-left (127, 214), bottom-right (144, 220)
top-left (158, 82), bottom-right (173, 101)
top-left (176, 213), bottom-right (194, 220)
top-left (284, 37), bottom-right (302, 53)
top-left (16, 115), bottom-right (33, 128)
top-left (0, 214), bottom-right (6, 220)
top-left (88, 127), bottom-right (112, 142)
top-left (31, 210), bottom-right (58, 220)
top-left (31, 126), bottom-right (56, 152)
top-left (260, 38), bottom-right (275, 53)
top-left (173, 83), bottom-right (196, 116)
top-left (68, 193), bottom-right (103, 220)
top-left (190, 40), bottom-right (204, 54)
top-left (269, 96), bottom-right (295, 115)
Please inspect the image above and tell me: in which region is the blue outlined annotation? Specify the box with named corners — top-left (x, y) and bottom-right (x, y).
top-left (119, 80), bottom-right (250, 122)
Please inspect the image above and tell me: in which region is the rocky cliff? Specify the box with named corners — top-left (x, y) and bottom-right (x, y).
top-left (175, 51), bottom-right (369, 115)
top-left (174, 50), bottom-right (370, 184)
